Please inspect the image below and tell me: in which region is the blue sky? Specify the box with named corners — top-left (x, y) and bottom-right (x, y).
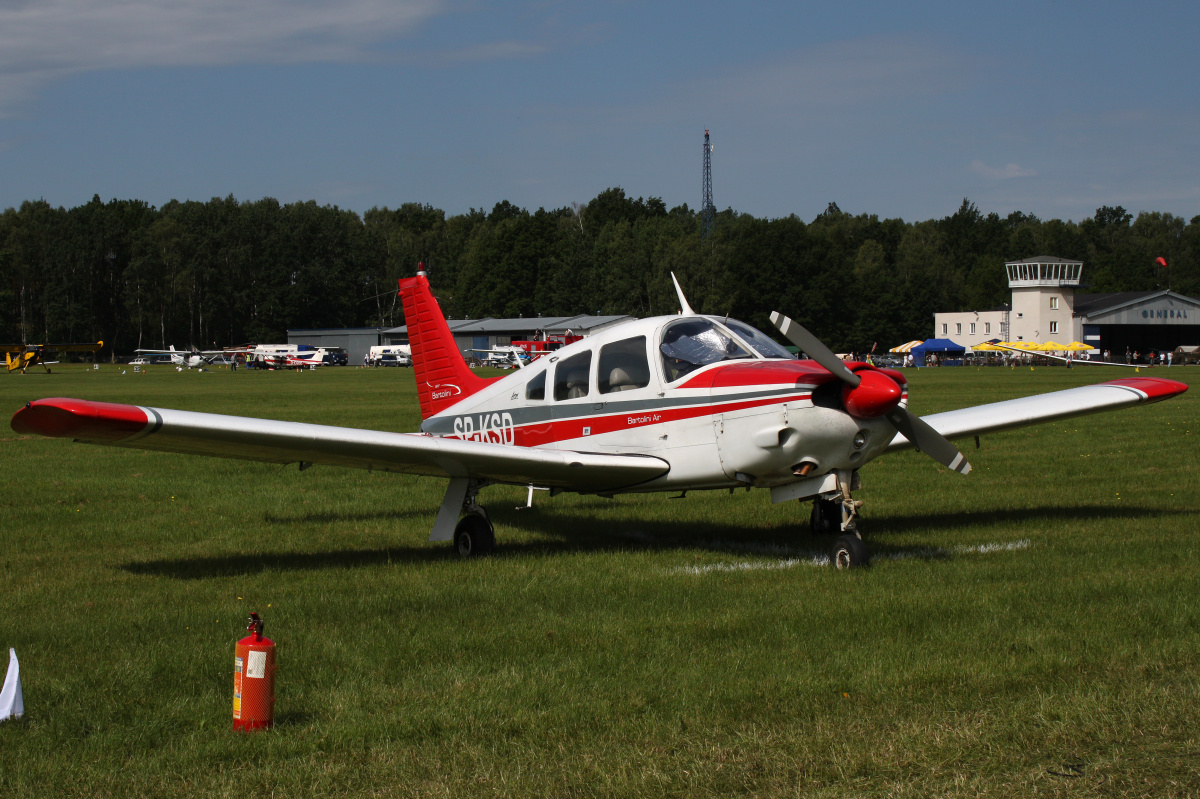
top-left (2, 0), bottom-right (1198, 223)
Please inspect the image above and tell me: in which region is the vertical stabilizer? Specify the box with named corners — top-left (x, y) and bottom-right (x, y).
top-left (398, 269), bottom-right (497, 419)
top-left (1, 648), bottom-right (22, 721)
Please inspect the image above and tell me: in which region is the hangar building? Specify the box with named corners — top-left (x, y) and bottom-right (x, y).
top-left (286, 327), bottom-right (385, 364)
top-left (384, 314), bottom-right (633, 357)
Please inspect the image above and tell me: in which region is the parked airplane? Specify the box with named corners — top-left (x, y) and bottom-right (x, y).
top-left (10, 270), bottom-right (1188, 568)
top-left (467, 346), bottom-right (534, 369)
top-left (135, 346), bottom-right (228, 369)
top-left (3, 341), bottom-right (103, 373)
top-left (224, 344), bottom-right (336, 369)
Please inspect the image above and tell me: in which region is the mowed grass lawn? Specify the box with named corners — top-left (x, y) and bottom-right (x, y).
top-left (1, 363), bottom-right (1197, 797)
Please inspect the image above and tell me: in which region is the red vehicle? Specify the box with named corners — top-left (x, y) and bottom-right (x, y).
top-left (509, 333), bottom-right (583, 361)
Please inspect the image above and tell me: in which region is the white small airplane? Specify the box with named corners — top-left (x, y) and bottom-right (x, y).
top-left (467, 346), bottom-right (533, 369)
top-left (135, 346), bottom-right (226, 369)
top-left (232, 345), bottom-right (333, 369)
top-left (11, 270), bottom-right (1189, 568)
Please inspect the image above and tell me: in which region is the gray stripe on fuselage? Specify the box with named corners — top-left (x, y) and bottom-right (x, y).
top-left (420, 385), bottom-right (813, 435)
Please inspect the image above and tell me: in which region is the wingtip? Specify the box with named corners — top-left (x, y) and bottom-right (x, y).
top-left (11, 398), bottom-right (149, 440)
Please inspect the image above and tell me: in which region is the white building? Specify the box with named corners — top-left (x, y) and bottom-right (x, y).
top-left (935, 255), bottom-right (1200, 353)
top-left (934, 307), bottom-right (1010, 349)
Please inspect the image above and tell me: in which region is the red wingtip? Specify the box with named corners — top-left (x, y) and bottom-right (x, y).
top-left (11, 398), bottom-right (150, 440)
top-left (1103, 377), bottom-right (1189, 401)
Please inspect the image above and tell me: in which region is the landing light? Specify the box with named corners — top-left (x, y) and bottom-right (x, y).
top-left (853, 431), bottom-right (868, 450)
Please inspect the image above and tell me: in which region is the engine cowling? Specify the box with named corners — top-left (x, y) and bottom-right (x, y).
top-left (841, 370), bottom-right (903, 419)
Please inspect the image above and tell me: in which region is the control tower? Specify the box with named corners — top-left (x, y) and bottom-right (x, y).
top-left (1005, 256), bottom-right (1082, 344)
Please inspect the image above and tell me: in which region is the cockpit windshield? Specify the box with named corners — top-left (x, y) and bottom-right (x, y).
top-left (659, 318), bottom-right (752, 382)
top-left (724, 319), bottom-right (796, 360)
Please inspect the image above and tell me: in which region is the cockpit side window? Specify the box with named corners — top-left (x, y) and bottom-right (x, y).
top-left (553, 350), bottom-right (592, 400)
top-left (659, 318), bottom-right (752, 382)
top-left (725, 320), bottom-right (796, 360)
top-left (525, 369), bottom-right (546, 401)
top-left (599, 336), bottom-right (650, 394)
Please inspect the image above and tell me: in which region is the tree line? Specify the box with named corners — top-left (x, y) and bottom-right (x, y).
top-left (2, 191), bottom-right (1197, 357)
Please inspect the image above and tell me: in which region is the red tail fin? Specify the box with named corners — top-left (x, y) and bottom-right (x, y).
top-left (398, 271), bottom-right (497, 419)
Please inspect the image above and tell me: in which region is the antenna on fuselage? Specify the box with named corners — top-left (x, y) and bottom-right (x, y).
top-left (671, 272), bottom-right (695, 316)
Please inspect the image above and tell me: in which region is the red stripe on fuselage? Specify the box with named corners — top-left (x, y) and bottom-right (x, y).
top-left (10, 398), bottom-right (149, 440)
top-left (447, 391), bottom-right (815, 447)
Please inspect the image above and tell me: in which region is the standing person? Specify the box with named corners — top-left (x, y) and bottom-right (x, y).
top-left (1168, 350), bottom-right (1173, 367)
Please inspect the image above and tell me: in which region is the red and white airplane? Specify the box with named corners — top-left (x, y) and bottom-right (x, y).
top-left (10, 269), bottom-right (1189, 568)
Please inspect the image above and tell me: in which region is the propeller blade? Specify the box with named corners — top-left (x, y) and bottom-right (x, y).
top-left (885, 407), bottom-right (971, 475)
top-left (769, 311), bottom-right (860, 387)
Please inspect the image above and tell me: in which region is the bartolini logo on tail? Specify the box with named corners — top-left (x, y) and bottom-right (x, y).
top-left (398, 266), bottom-right (498, 419)
top-left (429, 384), bottom-right (462, 401)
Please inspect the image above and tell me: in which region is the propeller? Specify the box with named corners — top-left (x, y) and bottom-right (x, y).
top-left (769, 311), bottom-right (971, 475)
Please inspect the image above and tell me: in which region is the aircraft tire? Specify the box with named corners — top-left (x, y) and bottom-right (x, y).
top-left (831, 534), bottom-right (868, 570)
top-left (810, 499), bottom-right (841, 536)
top-left (454, 514), bottom-right (496, 558)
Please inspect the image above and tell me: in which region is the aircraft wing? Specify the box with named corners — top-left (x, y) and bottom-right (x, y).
top-left (10, 398), bottom-right (670, 493)
top-left (984, 340), bottom-right (1141, 368)
top-left (886, 377), bottom-right (1187, 452)
top-left (1, 342), bottom-right (102, 353)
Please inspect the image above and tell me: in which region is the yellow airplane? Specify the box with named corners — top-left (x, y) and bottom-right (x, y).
top-left (3, 342), bottom-right (103, 373)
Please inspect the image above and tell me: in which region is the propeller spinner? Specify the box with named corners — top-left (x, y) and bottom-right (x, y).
top-left (769, 311), bottom-right (971, 475)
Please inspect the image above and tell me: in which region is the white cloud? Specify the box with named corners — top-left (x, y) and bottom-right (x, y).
top-left (0, 0), bottom-right (459, 113)
top-left (969, 159), bottom-right (1037, 180)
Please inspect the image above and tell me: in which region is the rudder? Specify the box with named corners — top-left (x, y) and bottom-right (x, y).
top-left (398, 268), bottom-right (497, 419)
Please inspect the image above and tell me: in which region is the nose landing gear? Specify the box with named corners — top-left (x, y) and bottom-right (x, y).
top-left (811, 470), bottom-right (869, 569)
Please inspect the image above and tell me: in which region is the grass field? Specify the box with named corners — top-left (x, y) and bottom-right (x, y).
top-left (1, 363), bottom-right (1198, 797)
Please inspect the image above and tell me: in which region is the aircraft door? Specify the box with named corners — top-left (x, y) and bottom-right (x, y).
top-left (549, 349), bottom-right (594, 447)
top-left (591, 336), bottom-right (660, 452)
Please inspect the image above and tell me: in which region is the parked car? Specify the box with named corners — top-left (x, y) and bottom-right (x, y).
top-left (872, 354), bottom-right (904, 368)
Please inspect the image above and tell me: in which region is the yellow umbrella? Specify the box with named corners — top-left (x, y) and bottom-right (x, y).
top-left (890, 340), bottom-right (924, 353)
top-left (970, 341), bottom-right (1005, 351)
top-left (1063, 341), bottom-right (1092, 351)
top-left (1037, 341), bottom-right (1068, 351)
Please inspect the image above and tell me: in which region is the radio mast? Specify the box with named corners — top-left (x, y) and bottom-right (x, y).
top-left (701, 129), bottom-right (714, 238)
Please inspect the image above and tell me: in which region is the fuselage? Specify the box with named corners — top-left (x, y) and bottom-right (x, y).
top-left (420, 314), bottom-right (905, 492)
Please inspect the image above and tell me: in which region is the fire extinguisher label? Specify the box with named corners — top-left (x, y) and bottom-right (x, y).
top-left (233, 656), bottom-right (243, 718)
top-left (247, 650), bottom-right (267, 679)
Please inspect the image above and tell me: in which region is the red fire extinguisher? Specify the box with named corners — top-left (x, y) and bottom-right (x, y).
top-left (233, 612), bottom-right (275, 731)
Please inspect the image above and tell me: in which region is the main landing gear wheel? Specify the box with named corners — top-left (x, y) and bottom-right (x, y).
top-left (454, 513), bottom-right (495, 558)
top-left (810, 498), bottom-right (841, 536)
top-left (831, 534), bottom-right (869, 570)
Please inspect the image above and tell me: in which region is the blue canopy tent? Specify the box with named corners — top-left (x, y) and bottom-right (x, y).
top-left (910, 338), bottom-right (966, 366)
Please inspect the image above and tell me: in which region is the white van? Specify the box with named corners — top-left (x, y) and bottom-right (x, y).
top-left (368, 345), bottom-right (412, 367)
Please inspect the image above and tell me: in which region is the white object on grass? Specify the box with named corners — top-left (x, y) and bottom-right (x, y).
top-left (1, 648), bottom-right (23, 720)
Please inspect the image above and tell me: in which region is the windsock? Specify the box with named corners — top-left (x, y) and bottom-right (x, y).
top-left (1, 648), bottom-right (23, 720)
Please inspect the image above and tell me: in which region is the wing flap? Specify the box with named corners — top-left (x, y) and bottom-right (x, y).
top-left (11, 398), bottom-right (669, 493)
top-left (886, 377), bottom-right (1188, 451)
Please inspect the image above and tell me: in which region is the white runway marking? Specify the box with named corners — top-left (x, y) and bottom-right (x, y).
top-left (670, 539), bottom-right (1031, 576)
